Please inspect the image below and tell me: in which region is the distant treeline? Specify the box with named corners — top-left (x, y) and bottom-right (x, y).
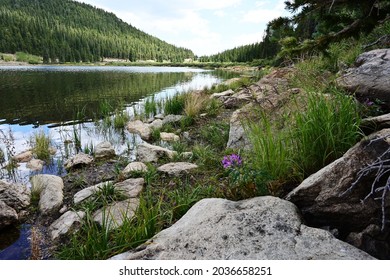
top-left (0, 0), bottom-right (194, 63)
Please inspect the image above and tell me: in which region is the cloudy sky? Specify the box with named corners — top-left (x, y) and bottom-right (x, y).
top-left (75, 0), bottom-right (290, 56)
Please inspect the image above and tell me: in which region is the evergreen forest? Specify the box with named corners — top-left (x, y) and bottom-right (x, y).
top-left (0, 0), bottom-right (194, 63)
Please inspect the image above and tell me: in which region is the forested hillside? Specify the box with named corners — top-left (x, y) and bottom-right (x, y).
top-left (0, 0), bottom-right (194, 63)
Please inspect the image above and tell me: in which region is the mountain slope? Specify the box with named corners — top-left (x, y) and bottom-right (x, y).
top-left (0, 0), bottom-right (194, 63)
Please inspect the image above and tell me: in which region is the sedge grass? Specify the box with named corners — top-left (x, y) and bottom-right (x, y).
top-left (31, 130), bottom-right (51, 161)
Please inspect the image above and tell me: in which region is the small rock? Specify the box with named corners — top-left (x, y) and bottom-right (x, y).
top-left (113, 178), bottom-right (144, 198)
top-left (0, 200), bottom-right (18, 230)
top-left (49, 210), bottom-right (85, 241)
top-left (155, 114), bottom-right (165, 120)
top-left (160, 132), bottom-right (180, 142)
top-left (73, 181), bottom-right (113, 205)
top-left (149, 119), bottom-right (163, 130)
top-left (13, 150), bottom-right (33, 163)
top-left (137, 142), bottom-right (177, 163)
top-left (59, 205), bottom-right (68, 214)
top-left (64, 153), bottom-right (93, 170)
top-left (95, 141), bottom-right (116, 159)
top-left (157, 162), bottom-right (198, 176)
top-left (31, 175), bottom-right (64, 215)
top-left (122, 162), bottom-right (148, 177)
top-left (180, 152), bottom-right (193, 160)
top-left (162, 115), bottom-right (183, 125)
top-left (49, 147), bottom-right (57, 155)
top-left (93, 198), bottom-right (140, 230)
top-left (0, 180), bottom-right (30, 211)
top-left (210, 89), bottom-right (234, 100)
top-left (127, 120), bottom-right (152, 140)
top-left (26, 159), bottom-right (45, 171)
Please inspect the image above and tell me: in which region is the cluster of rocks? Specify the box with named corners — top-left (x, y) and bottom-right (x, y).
top-left (12, 147), bottom-right (57, 172)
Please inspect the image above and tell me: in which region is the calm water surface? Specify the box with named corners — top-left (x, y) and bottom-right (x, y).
top-left (0, 65), bottom-right (232, 259)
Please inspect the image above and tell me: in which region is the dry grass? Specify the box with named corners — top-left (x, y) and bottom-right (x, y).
top-left (184, 93), bottom-right (208, 118)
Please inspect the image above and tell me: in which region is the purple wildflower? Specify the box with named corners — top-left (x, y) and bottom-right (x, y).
top-left (364, 98), bottom-right (374, 107)
top-left (222, 154), bottom-right (243, 169)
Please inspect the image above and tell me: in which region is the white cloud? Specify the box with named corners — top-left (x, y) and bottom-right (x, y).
top-left (233, 31), bottom-right (265, 47)
top-left (214, 10), bottom-right (226, 17)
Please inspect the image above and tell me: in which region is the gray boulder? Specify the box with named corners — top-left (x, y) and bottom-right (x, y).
top-left (0, 180), bottom-right (30, 211)
top-left (93, 198), bottom-right (139, 230)
top-left (95, 141), bottom-right (116, 159)
top-left (49, 210), bottom-right (85, 241)
top-left (111, 197), bottom-right (374, 260)
top-left (137, 142), bottom-right (176, 163)
top-left (64, 153), bottom-right (93, 170)
top-left (0, 200), bottom-right (18, 230)
top-left (157, 162), bottom-right (198, 176)
top-left (337, 49), bottom-right (390, 106)
top-left (286, 129), bottom-right (390, 259)
top-left (31, 175), bottom-right (64, 215)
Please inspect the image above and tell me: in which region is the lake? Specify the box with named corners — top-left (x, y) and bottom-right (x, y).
top-left (0, 65), bottom-right (233, 259)
top-left (0, 65), bottom-right (232, 185)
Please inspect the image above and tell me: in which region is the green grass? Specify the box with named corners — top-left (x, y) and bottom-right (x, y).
top-left (113, 110), bottom-right (130, 129)
top-left (31, 130), bottom-right (51, 161)
top-left (164, 93), bottom-right (186, 115)
top-left (200, 121), bottom-right (230, 151)
top-left (144, 96), bottom-right (158, 118)
top-left (292, 90), bottom-right (362, 176)
top-left (246, 90), bottom-right (362, 189)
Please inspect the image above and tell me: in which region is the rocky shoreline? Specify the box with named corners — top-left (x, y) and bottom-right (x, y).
top-left (1, 49), bottom-right (390, 260)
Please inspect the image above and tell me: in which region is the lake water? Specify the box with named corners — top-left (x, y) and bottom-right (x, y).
top-left (0, 65), bottom-right (233, 259)
top-left (0, 65), bottom-right (231, 185)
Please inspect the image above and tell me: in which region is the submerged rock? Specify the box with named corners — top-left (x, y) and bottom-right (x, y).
top-left (111, 197), bottom-right (374, 260)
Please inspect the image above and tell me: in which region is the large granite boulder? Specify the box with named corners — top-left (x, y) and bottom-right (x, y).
top-left (31, 175), bottom-right (64, 215)
top-left (337, 49), bottom-right (390, 107)
top-left (286, 129), bottom-right (390, 259)
top-left (0, 180), bottom-right (30, 211)
top-left (0, 200), bottom-right (18, 230)
top-left (111, 196), bottom-right (374, 260)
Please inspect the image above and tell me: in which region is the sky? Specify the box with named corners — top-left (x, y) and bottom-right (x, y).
top-left (75, 0), bottom-right (290, 56)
